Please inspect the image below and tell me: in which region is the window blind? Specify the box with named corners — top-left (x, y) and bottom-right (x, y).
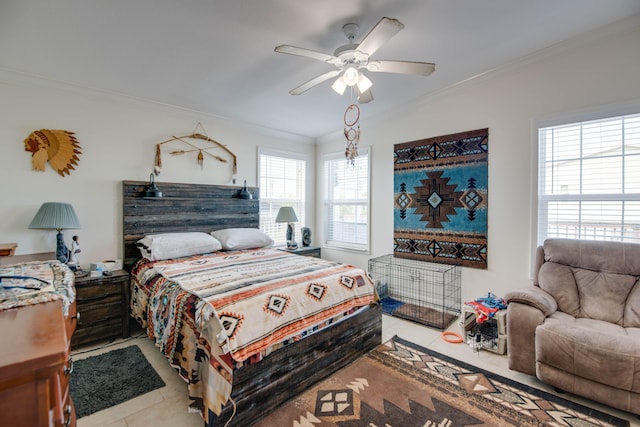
top-left (258, 149), bottom-right (307, 246)
top-left (323, 148), bottom-right (370, 251)
top-left (538, 112), bottom-right (640, 245)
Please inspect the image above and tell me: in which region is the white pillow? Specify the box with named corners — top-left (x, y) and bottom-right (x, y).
top-left (137, 232), bottom-right (222, 261)
top-left (210, 228), bottom-right (274, 250)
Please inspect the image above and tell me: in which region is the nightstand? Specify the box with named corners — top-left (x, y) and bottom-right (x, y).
top-left (72, 270), bottom-right (130, 348)
top-left (282, 246), bottom-right (321, 258)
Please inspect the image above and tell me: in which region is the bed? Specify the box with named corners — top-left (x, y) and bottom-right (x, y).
top-left (123, 180), bottom-right (382, 427)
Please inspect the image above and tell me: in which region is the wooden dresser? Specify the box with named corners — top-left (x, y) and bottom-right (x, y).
top-left (0, 300), bottom-right (77, 427)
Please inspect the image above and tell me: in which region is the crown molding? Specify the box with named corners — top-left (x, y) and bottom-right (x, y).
top-left (0, 67), bottom-right (314, 144)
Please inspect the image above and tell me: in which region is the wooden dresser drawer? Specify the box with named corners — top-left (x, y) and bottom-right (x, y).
top-left (0, 300), bottom-right (75, 427)
top-left (77, 297), bottom-right (121, 325)
top-left (76, 281), bottom-right (122, 301)
top-left (52, 357), bottom-right (74, 427)
top-left (72, 317), bottom-right (122, 345)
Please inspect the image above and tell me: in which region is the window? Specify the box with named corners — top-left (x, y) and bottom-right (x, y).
top-left (537, 112), bottom-right (640, 245)
top-left (258, 148), bottom-right (307, 246)
top-left (323, 148), bottom-right (370, 251)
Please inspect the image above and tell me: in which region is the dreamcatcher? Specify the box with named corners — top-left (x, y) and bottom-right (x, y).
top-left (343, 104), bottom-right (360, 165)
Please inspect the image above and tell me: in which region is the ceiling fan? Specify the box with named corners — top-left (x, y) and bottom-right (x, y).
top-left (275, 17), bottom-right (435, 104)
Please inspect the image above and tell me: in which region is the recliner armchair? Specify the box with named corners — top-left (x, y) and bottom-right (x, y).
top-left (505, 238), bottom-right (640, 415)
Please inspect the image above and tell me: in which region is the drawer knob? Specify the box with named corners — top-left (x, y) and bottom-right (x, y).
top-left (63, 404), bottom-right (72, 426)
top-left (64, 357), bottom-right (74, 376)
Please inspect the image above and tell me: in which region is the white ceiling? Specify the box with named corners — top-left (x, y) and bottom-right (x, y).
top-left (2, 1), bottom-right (640, 138)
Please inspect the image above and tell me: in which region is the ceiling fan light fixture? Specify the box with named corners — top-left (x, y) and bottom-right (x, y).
top-left (343, 66), bottom-right (360, 86)
top-left (356, 73), bottom-right (373, 93)
top-left (331, 76), bottom-right (347, 95)
top-left (275, 17), bottom-right (435, 99)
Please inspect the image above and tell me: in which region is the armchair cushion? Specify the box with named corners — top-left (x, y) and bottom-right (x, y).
top-left (536, 315), bottom-right (640, 393)
top-left (538, 262), bottom-right (638, 325)
top-left (542, 238), bottom-right (640, 274)
top-left (537, 262), bottom-right (579, 315)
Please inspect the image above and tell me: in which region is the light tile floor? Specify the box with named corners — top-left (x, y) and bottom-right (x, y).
top-left (74, 315), bottom-right (639, 427)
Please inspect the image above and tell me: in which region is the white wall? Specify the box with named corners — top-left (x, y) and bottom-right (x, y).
top-left (0, 71), bottom-right (314, 267)
top-left (316, 16), bottom-right (640, 303)
top-left (2, 16), bottom-right (639, 305)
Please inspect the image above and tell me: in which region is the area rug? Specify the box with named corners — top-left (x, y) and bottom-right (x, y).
top-left (254, 335), bottom-right (628, 427)
top-left (70, 345), bottom-right (165, 418)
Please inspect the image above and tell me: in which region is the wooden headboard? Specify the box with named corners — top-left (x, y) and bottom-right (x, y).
top-left (122, 180), bottom-right (259, 271)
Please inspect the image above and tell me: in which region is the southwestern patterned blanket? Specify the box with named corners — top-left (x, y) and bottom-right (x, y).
top-left (131, 248), bottom-right (376, 424)
top-left (0, 260), bottom-right (75, 315)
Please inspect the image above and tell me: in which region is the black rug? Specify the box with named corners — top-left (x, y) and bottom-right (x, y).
top-left (70, 345), bottom-right (166, 418)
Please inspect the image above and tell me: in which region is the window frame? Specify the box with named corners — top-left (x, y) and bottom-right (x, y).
top-left (257, 147), bottom-right (309, 247)
top-left (322, 147), bottom-right (371, 253)
top-left (535, 107), bottom-right (640, 247)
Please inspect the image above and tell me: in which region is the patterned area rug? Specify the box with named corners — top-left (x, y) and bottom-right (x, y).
top-left (254, 336), bottom-right (628, 427)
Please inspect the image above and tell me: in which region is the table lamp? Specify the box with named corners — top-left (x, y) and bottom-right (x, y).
top-left (29, 202), bottom-right (81, 264)
top-left (275, 206), bottom-right (298, 249)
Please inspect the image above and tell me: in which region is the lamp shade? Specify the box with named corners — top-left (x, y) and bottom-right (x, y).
top-left (28, 202), bottom-right (81, 230)
top-left (275, 206), bottom-right (298, 223)
top-left (331, 77), bottom-right (347, 95)
top-left (343, 66), bottom-right (359, 86)
top-left (357, 73), bottom-right (373, 93)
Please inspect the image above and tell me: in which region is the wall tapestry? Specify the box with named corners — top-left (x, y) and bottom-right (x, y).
top-left (394, 128), bottom-right (488, 269)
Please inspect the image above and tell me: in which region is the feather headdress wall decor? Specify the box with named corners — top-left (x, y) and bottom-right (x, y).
top-left (24, 129), bottom-right (81, 176)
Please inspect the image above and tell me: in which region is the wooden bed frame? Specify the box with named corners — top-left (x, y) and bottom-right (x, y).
top-left (122, 180), bottom-right (382, 427)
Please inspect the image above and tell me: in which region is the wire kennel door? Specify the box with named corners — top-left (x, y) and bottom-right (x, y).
top-left (368, 254), bottom-right (461, 330)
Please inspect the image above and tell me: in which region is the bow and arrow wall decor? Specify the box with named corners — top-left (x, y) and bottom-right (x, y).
top-left (153, 124), bottom-right (238, 176)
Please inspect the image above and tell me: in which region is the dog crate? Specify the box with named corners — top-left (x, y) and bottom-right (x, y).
top-left (368, 254), bottom-right (461, 330)
top-left (460, 304), bottom-right (507, 354)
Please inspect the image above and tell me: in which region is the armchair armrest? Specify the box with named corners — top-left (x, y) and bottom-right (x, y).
top-left (504, 286), bottom-right (557, 375)
top-left (504, 286), bottom-right (557, 317)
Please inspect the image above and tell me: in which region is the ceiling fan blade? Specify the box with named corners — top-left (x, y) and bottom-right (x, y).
top-left (289, 70), bottom-right (341, 95)
top-left (357, 88), bottom-right (374, 104)
top-left (275, 45), bottom-right (339, 65)
top-left (356, 17), bottom-right (404, 56)
top-left (367, 60), bottom-right (435, 76)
